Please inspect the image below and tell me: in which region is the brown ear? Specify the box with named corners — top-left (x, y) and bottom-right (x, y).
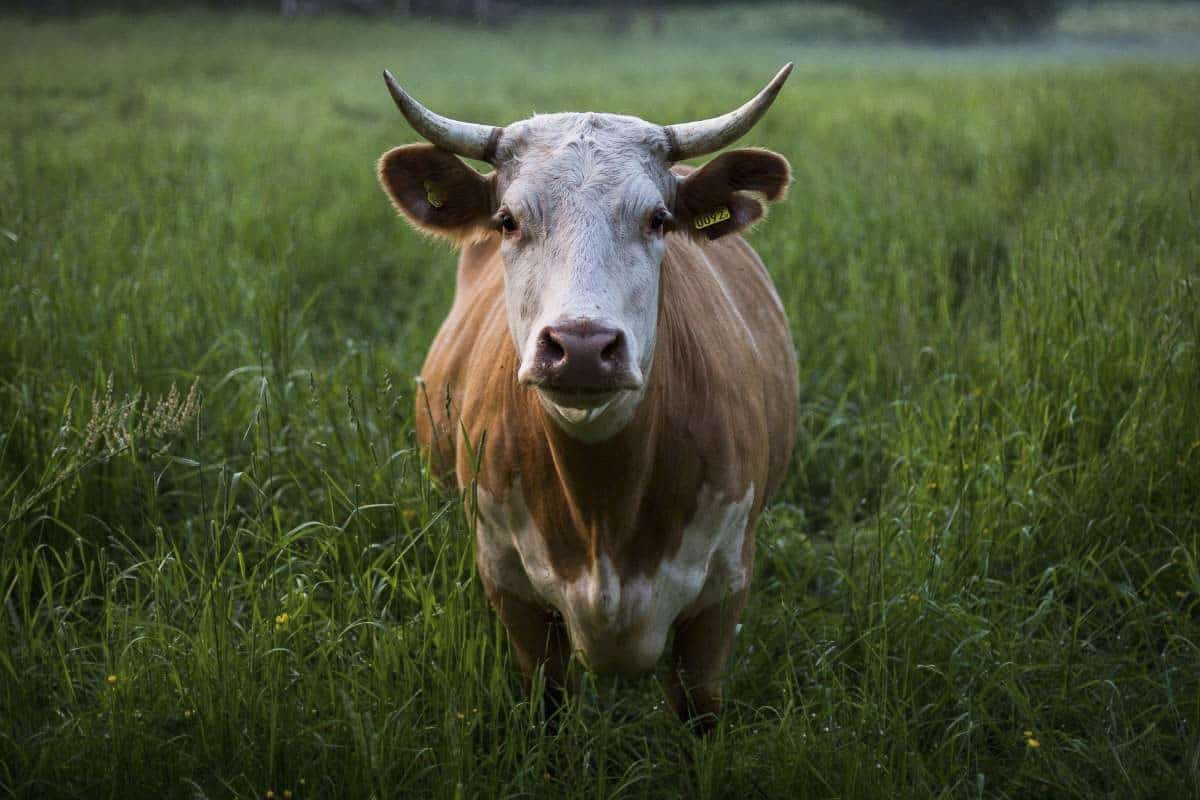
top-left (673, 148), bottom-right (791, 241)
top-left (378, 143), bottom-right (496, 242)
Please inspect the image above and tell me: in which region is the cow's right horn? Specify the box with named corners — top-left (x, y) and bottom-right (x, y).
top-left (663, 63), bottom-right (793, 161)
top-left (383, 70), bottom-right (503, 163)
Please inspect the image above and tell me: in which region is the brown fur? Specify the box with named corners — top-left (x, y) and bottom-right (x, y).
top-left (413, 220), bottom-right (798, 726)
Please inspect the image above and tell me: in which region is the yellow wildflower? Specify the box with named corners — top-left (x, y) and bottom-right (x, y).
top-left (106, 674), bottom-right (118, 687)
top-left (275, 612), bottom-right (290, 630)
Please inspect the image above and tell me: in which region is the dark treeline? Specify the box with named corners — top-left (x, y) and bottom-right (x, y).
top-left (848, 0), bottom-right (1061, 40)
top-left (4, 0), bottom-right (1196, 41)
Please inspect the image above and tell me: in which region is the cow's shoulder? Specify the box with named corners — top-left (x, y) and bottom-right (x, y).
top-left (414, 233), bottom-right (507, 483)
top-left (657, 232), bottom-right (798, 500)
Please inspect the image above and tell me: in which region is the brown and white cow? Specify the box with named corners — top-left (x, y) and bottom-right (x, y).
top-left (377, 66), bottom-right (799, 732)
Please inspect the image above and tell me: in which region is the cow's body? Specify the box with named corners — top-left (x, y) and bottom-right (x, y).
top-left (416, 211), bottom-right (797, 681)
top-left (379, 65), bottom-right (797, 729)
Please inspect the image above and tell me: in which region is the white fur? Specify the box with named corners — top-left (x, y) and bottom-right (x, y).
top-left (475, 480), bottom-right (754, 674)
top-left (537, 382), bottom-right (647, 443)
top-left (495, 114), bottom-right (677, 441)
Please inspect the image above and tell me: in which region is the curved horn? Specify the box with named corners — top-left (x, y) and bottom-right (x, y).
top-left (663, 63), bottom-right (793, 161)
top-left (383, 70), bottom-right (503, 163)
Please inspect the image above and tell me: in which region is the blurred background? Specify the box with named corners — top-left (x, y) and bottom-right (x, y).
top-left (2, 2), bottom-right (1198, 798)
top-left (8, 0), bottom-right (1200, 42)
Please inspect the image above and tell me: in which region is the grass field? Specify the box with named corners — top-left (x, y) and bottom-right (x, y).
top-left (2, 6), bottom-right (1200, 799)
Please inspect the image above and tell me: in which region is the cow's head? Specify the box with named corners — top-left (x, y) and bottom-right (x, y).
top-left (379, 66), bottom-right (792, 441)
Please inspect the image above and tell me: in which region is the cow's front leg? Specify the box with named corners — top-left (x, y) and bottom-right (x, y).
top-left (481, 580), bottom-right (573, 722)
top-left (666, 590), bottom-right (748, 735)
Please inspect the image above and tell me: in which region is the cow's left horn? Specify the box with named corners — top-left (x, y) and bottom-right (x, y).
top-left (662, 63), bottom-right (793, 162)
top-left (383, 70), bottom-right (503, 163)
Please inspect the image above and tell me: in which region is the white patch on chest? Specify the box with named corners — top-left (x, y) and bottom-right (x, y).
top-left (475, 480), bottom-right (754, 674)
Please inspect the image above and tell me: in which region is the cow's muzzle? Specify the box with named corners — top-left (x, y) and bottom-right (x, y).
top-left (519, 319), bottom-right (643, 399)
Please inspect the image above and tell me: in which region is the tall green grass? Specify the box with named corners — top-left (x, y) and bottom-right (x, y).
top-left (2, 9), bottom-right (1198, 799)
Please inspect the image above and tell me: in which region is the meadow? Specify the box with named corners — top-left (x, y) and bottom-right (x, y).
top-left (2, 5), bottom-right (1199, 798)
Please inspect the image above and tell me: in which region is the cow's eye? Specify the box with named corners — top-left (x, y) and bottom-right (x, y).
top-left (649, 208), bottom-right (670, 233)
top-left (499, 210), bottom-right (519, 234)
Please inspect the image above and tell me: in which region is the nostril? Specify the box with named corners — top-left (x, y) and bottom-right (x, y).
top-left (600, 332), bottom-right (624, 364)
top-left (539, 329), bottom-right (566, 363)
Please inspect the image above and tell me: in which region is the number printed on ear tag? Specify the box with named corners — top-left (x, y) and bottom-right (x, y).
top-left (693, 207), bottom-right (731, 230)
top-left (423, 180), bottom-right (444, 208)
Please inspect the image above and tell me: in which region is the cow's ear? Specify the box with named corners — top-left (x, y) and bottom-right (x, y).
top-left (378, 144), bottom-right (496, 243)
top-left (673, 148), bottom-right (791, 241)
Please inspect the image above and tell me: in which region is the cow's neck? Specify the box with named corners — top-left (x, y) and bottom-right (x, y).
top-left (533, 381), bottom-right (660, 542)
top-left (513, 313), bottom-right (711, 581)
top-left (488, 245), bottom-right (713, 576)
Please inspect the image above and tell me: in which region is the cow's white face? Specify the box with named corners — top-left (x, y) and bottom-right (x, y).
top-left (490, 114), bottom-right (675, 435)
top-left (378, 72), bottom-right (792, 441)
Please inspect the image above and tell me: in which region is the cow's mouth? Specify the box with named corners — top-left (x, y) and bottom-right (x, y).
top-left (537, 385), bottom-right (622, 411)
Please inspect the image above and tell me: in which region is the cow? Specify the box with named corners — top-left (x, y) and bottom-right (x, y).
top-left (377, 65), bottom-right (799, 733)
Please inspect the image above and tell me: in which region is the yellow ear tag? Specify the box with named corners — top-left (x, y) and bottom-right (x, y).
top-left (423, 180), bottom-right (444, 208)
top-left (693, 207), bottom-right (731, 230)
